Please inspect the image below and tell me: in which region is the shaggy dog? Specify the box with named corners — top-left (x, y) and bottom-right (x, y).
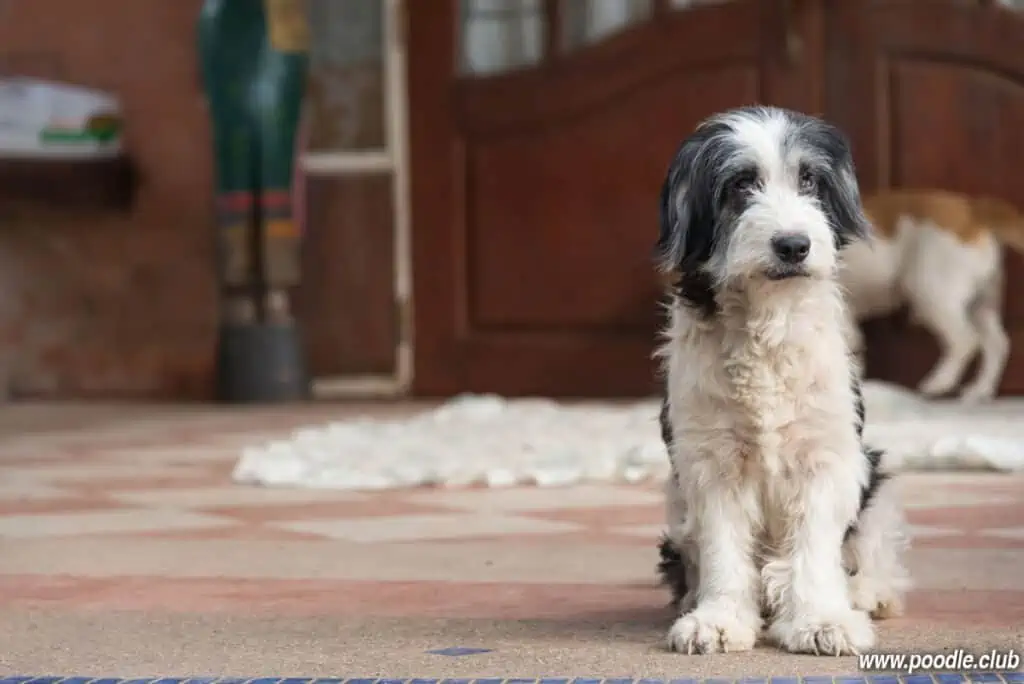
top-left (841, 188), bottom-right (1024, 403)
top-left (654, 106), bottom-right (910, 656)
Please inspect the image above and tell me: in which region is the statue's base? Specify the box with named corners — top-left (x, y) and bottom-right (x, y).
top-left (215, 321), bottom-right (310, 403)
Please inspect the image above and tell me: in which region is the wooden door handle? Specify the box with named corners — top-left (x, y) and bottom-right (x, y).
top-left (782, 0), bottom-right (804, 66)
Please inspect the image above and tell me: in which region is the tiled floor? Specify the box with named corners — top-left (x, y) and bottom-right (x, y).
top-left (0, 401), bottom-right (1022, 678)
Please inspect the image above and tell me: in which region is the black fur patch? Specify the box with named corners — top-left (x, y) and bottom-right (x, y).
top-left (657, 533), bottom-right (688, 609)
top-left (852, 373), bottom-right (867, 439)
top-left (657, 394), bottom-right (687, 607)
top-left (659, 398), bottom-right (673, 450)
top-left (674, 273), bottom-right (718, 320)
top-left (846, 445), bottom-right (890, 542)
top-left (846, 375), bottom-right (890, 541)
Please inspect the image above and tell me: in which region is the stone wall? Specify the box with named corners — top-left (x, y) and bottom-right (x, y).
top-left (0, 0), bottom-right (218, 399)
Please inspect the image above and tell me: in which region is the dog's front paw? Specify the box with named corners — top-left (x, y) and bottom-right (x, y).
top-left (768, 609), bottom-right (874, 655)
top-left (849, 574), bottom-right (906, 620)
top-left (666, 605), bottom-right (759, 654)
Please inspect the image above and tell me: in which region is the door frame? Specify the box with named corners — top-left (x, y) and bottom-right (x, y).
top-left (407, 0), bottom-right (828, 397)
top-left (304, 0), bottom-right (414, 399)
top-left (406, 0), bottom-right (460, 396)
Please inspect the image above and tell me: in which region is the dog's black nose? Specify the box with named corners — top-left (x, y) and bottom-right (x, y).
top-left (771, 234), bottom-right (811, 264)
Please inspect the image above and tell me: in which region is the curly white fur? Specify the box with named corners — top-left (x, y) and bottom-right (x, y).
top-left (656, 107), bottom-right (910, 656)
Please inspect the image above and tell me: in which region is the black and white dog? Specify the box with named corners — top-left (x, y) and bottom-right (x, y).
top-left (654, 106), bottom-right (910, 656)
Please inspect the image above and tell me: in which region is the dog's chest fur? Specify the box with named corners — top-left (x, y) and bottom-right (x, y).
top-left (662, 284), bottom-right (860, 487)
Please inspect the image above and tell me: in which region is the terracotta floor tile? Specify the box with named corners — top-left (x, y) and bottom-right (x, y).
top-left (69, 473), bottom-right (230, 493)
top-left (26, 435), bottom-right (195, 454)
top-left (525, 504), bottom-right (664, 527)
top-left (0, 449), bottom-right (99, 465)
top-left (899, 472), bottom-right (1017, 490)
top-left (903, 489), bottom-right (1020, 510)
top-left (950, 481), bottom-right (1024, 502)
top-left (277, 579), bottom-right (669, 620)
top-left (0, 574), bottom-right (115, 603)
top-left (6, 462), bottom-right (213, 483)
top-left (910, 533), bottom-right (1024, 549)
top-left (609, 523), bottom-right (666, 539)
top-left (188, 432), bottom-right (306, 449)
top-left (271, 512), bottom-right (585, 542)
top-left (406, 484), bottom-right (663, 513)
top-left (908, 523), bottom-right (962, 539)
top-left (981, 526), bottom-right (1024, 540)
top-left (108, 485), bottom-right (367, 509)
top-left (109, 524), bottom-right (329, 541)
top-left (908, 502), bottom-right (1024, 533)
top-left (0, 508), bottom-right (238, 539)
top-left (0, 575), bottom-right (668, 619)
top-left (0, 480), bottom-right (79, 502)
top-left (406, 528), bottom-right (659, 547)
top-left (904, 588), bottom-right (1024, 626)
top-left (0, 495), bottom-right (122, 516)
top-left (415, 518), bottom-right (1024, 550)
top-left (207, 498), bottom-right (460, 523)
top-left (2, 574), bottom-right (1019, 626)
top-left (94, 445), bottom-right (242, 466)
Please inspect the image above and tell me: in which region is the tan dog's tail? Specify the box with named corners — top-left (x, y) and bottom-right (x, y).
top-left (974, 197), bottom-right (1024, 255)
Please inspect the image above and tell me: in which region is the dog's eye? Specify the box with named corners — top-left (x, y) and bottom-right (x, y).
top-left (798, 167), bottom-right (818, 193)
top-left (730, 171), bottom-right (758, 194)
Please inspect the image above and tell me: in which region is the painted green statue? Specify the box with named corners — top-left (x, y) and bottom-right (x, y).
top-left (198, 0), bottom-right (311, 401)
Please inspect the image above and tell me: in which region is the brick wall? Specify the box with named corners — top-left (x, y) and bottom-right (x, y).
top-left (0, 0), bottom-right (218, 399)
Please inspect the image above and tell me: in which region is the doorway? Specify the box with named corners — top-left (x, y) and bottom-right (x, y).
top-left (295, 0), bottom-right (412, 397)
top-left (408, 0), bottom-right (1024, 397)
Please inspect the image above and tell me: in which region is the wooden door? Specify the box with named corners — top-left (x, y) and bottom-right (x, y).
top-left (408, 0), bottom-right (825, 397)
top-left (826, 0), bottom-right (1024, 394)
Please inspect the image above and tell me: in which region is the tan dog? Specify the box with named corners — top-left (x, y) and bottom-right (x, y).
top-left (839, 188), bottom-right (1024, 402)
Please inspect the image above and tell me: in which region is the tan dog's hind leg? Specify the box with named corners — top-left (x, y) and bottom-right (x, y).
top-left (901, 222), bottom-right (998, 399)
top-left (914, 297), bottom-right (980, 398)
top-left (960, 272), bottom-right (1010, 403)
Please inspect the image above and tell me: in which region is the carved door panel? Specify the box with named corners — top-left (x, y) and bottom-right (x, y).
top-left (408, 0), bottom-right (825, 396)
top-left (827, 0), bottom-right (1024, 393)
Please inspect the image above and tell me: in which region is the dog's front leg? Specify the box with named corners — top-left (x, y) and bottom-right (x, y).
top-left (764, 464), bottom-right (876, 656)
top-left (666, 477), bottom-right (761, 654)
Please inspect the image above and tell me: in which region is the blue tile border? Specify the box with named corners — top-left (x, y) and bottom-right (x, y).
top-left (2, 677), bottom-right (1023, 684)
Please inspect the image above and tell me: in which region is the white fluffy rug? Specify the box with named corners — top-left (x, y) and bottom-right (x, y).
top-left (232, 381), bottom-right (1024, 491)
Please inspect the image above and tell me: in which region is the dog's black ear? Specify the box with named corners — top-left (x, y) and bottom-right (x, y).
top-left (823, 164), bottom-right (872, 248)
top-left (655, 136), bottom-right (714, 274)
top-left (815, 126), bottom-right (872, 247)
top-left (655, 155), bottom-right (688, 274)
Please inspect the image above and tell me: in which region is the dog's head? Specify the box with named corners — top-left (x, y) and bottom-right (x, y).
top-left (655, 106), bottom-right (870, 314)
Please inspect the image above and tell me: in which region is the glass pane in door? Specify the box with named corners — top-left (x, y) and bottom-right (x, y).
top-left (560, 0), bottom-right (653, 51)
top-left (306, 0), bottom-right (385, 151)
top-left (460, 0), bottom-right (545, 75)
